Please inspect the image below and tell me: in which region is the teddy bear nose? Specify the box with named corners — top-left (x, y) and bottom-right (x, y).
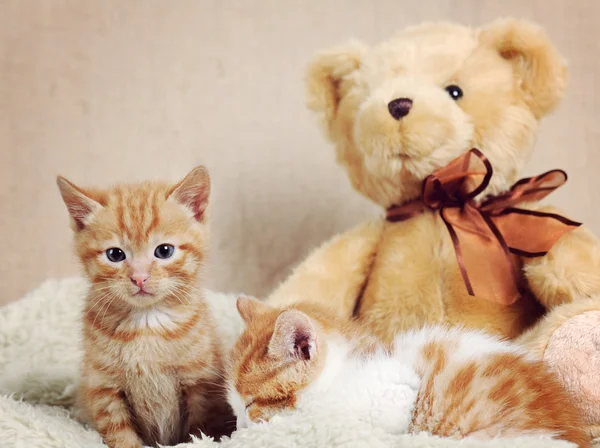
top-left (388, 98), bottom-right (413, 120)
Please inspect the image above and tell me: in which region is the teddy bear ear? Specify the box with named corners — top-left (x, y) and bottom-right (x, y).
top-left (478, 18), bottom-right (568, 119)
top-left (305, 41), bottom-right (367, 134)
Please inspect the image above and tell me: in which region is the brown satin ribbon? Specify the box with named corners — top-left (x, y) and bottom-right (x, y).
top-left (386, 148), bottom-right (581, 305)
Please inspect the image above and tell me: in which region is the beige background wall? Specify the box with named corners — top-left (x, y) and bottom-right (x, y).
top-left (1, 1), bottom-right (599, 305)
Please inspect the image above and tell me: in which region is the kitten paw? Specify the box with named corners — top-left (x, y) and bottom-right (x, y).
top-left (103, 431), bottom-right (143, 448)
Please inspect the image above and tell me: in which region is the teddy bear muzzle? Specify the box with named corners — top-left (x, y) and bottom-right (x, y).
top-left (355, 79), bottom-right (473, 165)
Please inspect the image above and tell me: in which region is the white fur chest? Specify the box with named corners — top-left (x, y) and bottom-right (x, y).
top-left (116, 307), bottom-right (195, 366)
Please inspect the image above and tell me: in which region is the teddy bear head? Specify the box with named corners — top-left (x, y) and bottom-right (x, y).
top-left (306, 18), bottom-right (567, 209)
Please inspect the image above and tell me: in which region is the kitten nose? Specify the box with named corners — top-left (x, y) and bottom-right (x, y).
top-left (388, 98), bottom-right (413, 120)
top-left (130, 274), bottom-right (150, 288)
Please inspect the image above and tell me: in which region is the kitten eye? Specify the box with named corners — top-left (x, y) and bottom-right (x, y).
top-left (445, 85), bottom-right (463, 100)
top-left (154, 244), bottom-right (175, 259)
top-left (106, 247), bottom-right (126, 263)
top-left (245, 399), bottom-right (255, 410)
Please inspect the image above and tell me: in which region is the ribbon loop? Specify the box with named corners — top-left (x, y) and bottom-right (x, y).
top-left (387, 149), bottom-right (581, 305)
top-left (481, 170), bottom-right (568, 214)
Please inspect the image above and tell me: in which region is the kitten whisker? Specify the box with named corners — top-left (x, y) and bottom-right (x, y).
top-left (195, 381), bottom-right (227, 390)
top-left (171, 286), bottom-right (192, 304)
top-left (199, 366), bottom-right (228, 382)
top-left (178, 288), bottom-right (201, 306)
top-left (91, 294), bottom-right (113, 330)
top-left (100, 293), bottom-right (121, 326)
top-left (91, 285), bottom-right (116, 293)
top-left (87, 292), bottom-right (114, 319)
top-left (179, 284), bottom-right (205, 297)
top-left (168, 288), bottom-right (192, 308)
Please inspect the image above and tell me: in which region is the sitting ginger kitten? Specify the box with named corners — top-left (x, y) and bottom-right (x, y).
top-left (57, 166), bottom-right (235, 448)
top-left (227, 297), bottom-right (590, 447)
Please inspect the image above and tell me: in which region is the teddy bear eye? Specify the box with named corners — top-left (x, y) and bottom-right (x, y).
top-left (445, 85), bottom-right (463, 100)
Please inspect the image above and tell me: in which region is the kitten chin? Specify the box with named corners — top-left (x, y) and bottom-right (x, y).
top-left (58, 166), bottom-right (235, 448)
top-left (227, 297), bottom-right (591, 448)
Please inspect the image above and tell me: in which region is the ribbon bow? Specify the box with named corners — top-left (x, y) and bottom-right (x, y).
top-left (386, 148), bottom-right (581, 305)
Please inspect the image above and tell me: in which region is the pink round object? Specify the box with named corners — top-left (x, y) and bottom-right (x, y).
top-left (544, 310), bottom-right (600, 424)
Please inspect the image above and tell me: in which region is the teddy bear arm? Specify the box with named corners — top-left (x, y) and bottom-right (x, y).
top-left (266, 219), bottom-right (385, 318)
top-left (520, 203), bottom-right (600, 308)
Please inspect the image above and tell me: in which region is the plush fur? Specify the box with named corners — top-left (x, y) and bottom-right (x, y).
top-left (267, 18), bottom-right (600, 434)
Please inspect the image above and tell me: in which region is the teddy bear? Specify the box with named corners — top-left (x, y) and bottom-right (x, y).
top-left (266, 18), bottom-right (600, 435)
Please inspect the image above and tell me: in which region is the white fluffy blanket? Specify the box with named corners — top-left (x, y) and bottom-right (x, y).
top-left (0, 278), bottom-right (593, 448)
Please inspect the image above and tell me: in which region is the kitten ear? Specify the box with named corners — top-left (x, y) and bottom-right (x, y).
top-left (269, 310), bottom-right (317, 361)
top-left (168, 165), bottom-right (211, 222)
top-left (56, 176), bottom-right (103, 231)
top-left (236, 295), bottom-right (272, 323)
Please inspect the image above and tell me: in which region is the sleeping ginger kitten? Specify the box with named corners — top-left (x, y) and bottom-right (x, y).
top-left (228, 297), bottom-right (590, 447)
top-left (57, 167), bottom-right (234, 448)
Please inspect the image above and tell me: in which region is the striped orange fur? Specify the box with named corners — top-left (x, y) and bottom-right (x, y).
top-left (408, 342), bottom-right (588, 445)
top-left (57, 167), bottom-right (234, 448)
top-left (227, 297), bottom-right (590, 447)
